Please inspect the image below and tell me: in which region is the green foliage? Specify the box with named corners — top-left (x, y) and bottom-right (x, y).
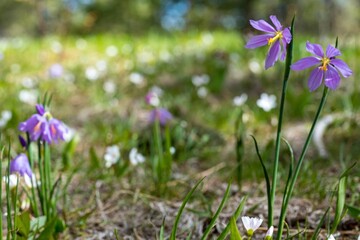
top-left (229, 217), bottom-right (242, 240)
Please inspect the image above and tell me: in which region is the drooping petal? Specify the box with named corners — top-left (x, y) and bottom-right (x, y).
top-left (269, 15), bottom-right (282, 31)
top-left (36, 104), bottom-right (46, 116)
top-left (265, 40), bottom-right (281, 69)
top-left (308, 67), bottom-right (324, 91)
top-left (324, 65), bottom-right (341, 90)
top-left (282, 28), bottom-right (292, 44)
top-left (306, 41), bottom-right (324, 57)
top-left (249, 19), bottom-right (275, 33)
top-left (245, 34), bottom-right (273, 49)
top-left (10, 154), bottom-right (33, 177)
top-left (291, 57), bottom-right (320, 70)
top-left (330, 58), bottom-right (353, 78)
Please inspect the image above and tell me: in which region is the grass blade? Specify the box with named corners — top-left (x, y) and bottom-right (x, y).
top-left (250, 135), bottom-right (271, 215)
top-left (217, 196), bottom-right (247, 240)
top-left (170, 177), bottom-right (205, 240)
top-left (201, 180), bottom-right (232, 239)
top-left (229, 217), bottom-right (242, 240)
top-left (311, 207), bottom-right (330, 240)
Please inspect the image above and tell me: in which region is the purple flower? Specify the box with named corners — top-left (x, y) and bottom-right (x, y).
top-left (149, 108), bottom-right (173, 126)
top-left (291, 41), bottom-right (353, 91)
top-left (10, 154), bottom-right (33, 178)
top-left (19, 104), bottom-right (68, 144)
top-left (245, 15), bottom-right (292, 69)
top-left (48, 63), bottom-right (63, 79)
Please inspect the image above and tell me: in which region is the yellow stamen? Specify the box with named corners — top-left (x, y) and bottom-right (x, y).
top-left (267, 31), bottom-right (283, 45)
top-left (319, 57), bottom-right (330, 71)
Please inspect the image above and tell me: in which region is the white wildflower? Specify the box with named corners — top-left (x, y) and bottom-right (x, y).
top-left (192, 74), bottom-right (210, 87)
top-left (104, 145), bottom-right (121, 168)
top-left (103, 80), bottom-right (116, 94)
top-left (129, 72), bottom-right (145, 85)
top-left (265, 226), bottom-right (274, 240)
top-left (106, 45), bottom-right (118, 57)
top-left (233, 93), bottom-right (248, 106)
top-left (256, 93), bottom-right (276, 112)
top-left (197, 86), bottom-right (208, 98)
top-left (129, 148), bottom-right (145, 165)
top-left (241, 216), bottom-right (263, 237)
top-left (19, 89), bottom-right (38, 105)
top-left (85, 67), bottom-right (100, 81)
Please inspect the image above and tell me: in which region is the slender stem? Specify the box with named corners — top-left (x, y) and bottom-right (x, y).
top-left (27, 143), bottom-right (39, 216)
top-left (269, 16), bottom-right (295, 225)
top-left (38, 142), bottom-right (47, 216)
top-left (0, 148), bottom-right (3, 239)
top-left (44, 143), bottom-right (52, 217)
top-left (276, 87), bottom-right (329, 239)
top-left (6, 150), bottom-right (12, 240)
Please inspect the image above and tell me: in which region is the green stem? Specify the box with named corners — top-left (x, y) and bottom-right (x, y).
top-left (6, 151), bottom-right (12, 240)
top-left (27, 143), bottom-right (39, 216)
top-left (269, 15), bottom-right (295, 226)
top-left (44, 143), bottom-right (52, 217)
top-left (276, 87), bottom-right (329, 239)
top-left (38, 142), bottom-right (47, 216)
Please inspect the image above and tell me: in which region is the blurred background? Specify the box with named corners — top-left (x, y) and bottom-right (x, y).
top-left (0, 0), bottom-right (359, 36)
top-left (0, 0), bottom-right (359, 196)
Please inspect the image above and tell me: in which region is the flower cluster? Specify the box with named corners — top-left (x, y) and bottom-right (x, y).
top-left (19, 104), bottom-right (68, 144)
top-left (246, 16), bottom-right (352, 91)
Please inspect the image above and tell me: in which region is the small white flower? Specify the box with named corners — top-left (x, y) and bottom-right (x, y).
top-left (1, 110), bottom-right (12, 121)
top-left (145, 92), bottom-right (160, 107)
top-left (129, 148), bottom-right (145, 165)
top-left (24, 174), bottom-right (39, 188)
top-left (327, 234), bottom-right (335, 240)
top-left (3, 174), bottom-right (19, 189)
top-left (249, 59), bottom-right (262, 74)
top-left (192, 74), bottom-right (210, 87)
top-left (106, 45), bottom-right (118, 57)
top-left (21, 77), bottom-right (36, 88)
top-left (85, 67), bottom-right (100, 81)
top-left (241, 216), bottom-right (263, 237)
top-left (256, 93), bottom-right (277, 112)
top-left (170, 146), bottom-right (176, 155)
top-left (19, 89), bottom-right (38, 105)
top-left (129, 72), bottom-right (145, 85)
top-left (197, 86), bottom-right (208, 98)
top-left (104, 145), bottom-right (121, 168)
top-left (149, 85), bottom-right (164, 97)
top-left (103, 80), bottom-right (116, 94)
top-left (233, 93), bottom-right (248, 106)
top-left (265, 226), bottom-right (274, 240)
top-left (96, 60), bottom-right (107, 72)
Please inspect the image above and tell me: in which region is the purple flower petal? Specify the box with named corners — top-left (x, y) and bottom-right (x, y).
top-left (308, 68), bottom-right (324, 91)
top-left (326, 44), bottom-right (341, 58)
top-left (10, 154), bottom-right (33, 177)
top-left (249, 19), bottom-right (275, 33)
top-left (330, 59), bottom-right (352, 78)
top-left (265, 40), bottom-right (281, 69)
top-left (269, 15), bottom-right (282, 31)
top-left (324, 65), bottom-right (341, 90)
top-left (282, 28), bottom-right (292, 44)
top-left (36, 104), bottom-right (46, 116)
top-left (280, 39), bottom-right (287, 61)
top-left (245, 34), bottom-right (273, 49)
top-left (306, 41), bottom-right (324, 57)
top-left (291, 57), bottom-right (320, 71)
